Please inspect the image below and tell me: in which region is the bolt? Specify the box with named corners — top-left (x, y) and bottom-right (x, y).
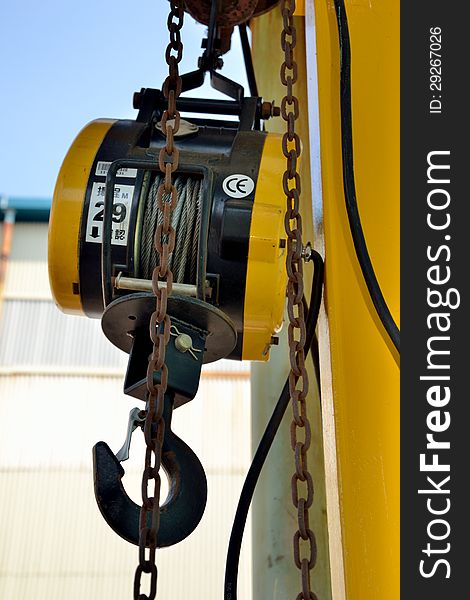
top-left (261, 102), bottom-right (271, 119)
top-left (261, 101), bottom-right (281, 120)
top-left (301, 242), bottom-right (313, 262)
top-left (175, 333), bottom-right (194, 353)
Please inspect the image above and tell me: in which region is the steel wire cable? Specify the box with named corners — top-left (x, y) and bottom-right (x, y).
top-left (140, 174), bottom-right (202, 284)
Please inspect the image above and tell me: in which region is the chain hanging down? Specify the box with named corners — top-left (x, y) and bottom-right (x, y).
top-left (280, 1), bottom-right (318, 599)
top-left (133, 2), bottom-right (184, 599)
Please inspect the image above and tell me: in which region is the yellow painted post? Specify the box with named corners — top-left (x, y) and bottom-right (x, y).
top-left (310, 0), bottom-right (400, 597)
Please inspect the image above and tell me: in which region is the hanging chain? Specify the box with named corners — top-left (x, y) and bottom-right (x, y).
top-left (280, 1), bottom-right (318, 599)
top-left (133, 2), bottom-right (184, 599)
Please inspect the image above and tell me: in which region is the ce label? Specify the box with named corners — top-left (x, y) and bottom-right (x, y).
top-left (222, 174), bottom-right (255, 198)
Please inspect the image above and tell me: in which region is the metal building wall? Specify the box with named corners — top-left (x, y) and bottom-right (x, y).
top-left (0, 223), bottom-right (252, 599)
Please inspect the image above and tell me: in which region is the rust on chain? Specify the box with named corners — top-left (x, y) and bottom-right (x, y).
top-left (280, 1), bottom-right (318, 599)
top-left (133, 1), bottom-right (184, 599)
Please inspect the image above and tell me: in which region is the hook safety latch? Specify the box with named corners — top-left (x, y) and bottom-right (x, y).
top-left (115, 407), bottom-right (145, 462)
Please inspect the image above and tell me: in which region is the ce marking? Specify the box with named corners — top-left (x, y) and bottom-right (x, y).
top-left (222, 174), bottom-right (255, 198)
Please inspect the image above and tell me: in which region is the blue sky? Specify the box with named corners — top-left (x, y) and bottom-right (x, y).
top-left (0, 0), bottom-right (247, 198)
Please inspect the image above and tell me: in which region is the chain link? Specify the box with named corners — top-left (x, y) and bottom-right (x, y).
top-left (133, 2), bottom-right (184, 598)
top-left (131, 3), bottom-right (316, 597)
top-left (280, 2), bottom-right (318, 599)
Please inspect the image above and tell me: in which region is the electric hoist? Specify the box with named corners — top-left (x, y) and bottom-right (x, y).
top-left (48, 90), bottom-right (287, 362)
top-left (48, 1), bottom-right (324, 599)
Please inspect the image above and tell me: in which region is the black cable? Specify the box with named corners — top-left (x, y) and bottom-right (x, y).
top-left (224, 251), bottom-right (324, 600)
top-left (239, 23), bottom-right (259, 98)
top-left (333, 0), bottom-right (400, 354)
top-left (302, 296), bottom-right (320, 386)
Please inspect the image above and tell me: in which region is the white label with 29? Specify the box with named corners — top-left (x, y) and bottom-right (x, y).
top-left (85, 182), bottom-right (134, 246)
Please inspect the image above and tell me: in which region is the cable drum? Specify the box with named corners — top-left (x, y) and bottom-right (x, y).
top-left (139, 174), bottom-right (202, 284)
top-left (49, 115), bottom-right (288, 360)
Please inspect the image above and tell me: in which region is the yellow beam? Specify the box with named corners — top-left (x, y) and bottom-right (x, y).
top-left (311, 0), bottom-right (400, 597)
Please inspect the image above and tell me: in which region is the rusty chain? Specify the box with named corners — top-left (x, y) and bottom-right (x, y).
top-left (133, 2), bottom-right (184, 599)
top-left (131, 3), bottom-right (315, 598)
top-left (280, 1), bottom-right (318, 599)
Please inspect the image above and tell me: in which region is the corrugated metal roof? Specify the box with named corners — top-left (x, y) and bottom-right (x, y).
top-left (3, 261), bottom-right (51, 300)
top-left (6, 223), bottom-right (48, 262)
top-left (0, 300), bottom-right (128, 370)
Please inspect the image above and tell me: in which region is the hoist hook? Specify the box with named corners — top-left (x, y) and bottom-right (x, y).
top-left (94, 295), bottom-right (237, 547)
top-left (92, 394), bottom-right (207, 548)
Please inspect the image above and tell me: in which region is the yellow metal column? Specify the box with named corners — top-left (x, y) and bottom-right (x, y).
top-left (310, 0), bottom-right (400, 598)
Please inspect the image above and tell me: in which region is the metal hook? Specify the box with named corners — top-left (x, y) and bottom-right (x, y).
top-left (95, 296), bottom-right (237, 548)
top-left (92, 394), bottom-right (207, 548)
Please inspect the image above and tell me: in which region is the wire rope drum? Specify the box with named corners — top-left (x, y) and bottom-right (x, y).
top-left (48, 89), bottom-right (289, 362)
top-left (139, 174), bottom-right (202, 285)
